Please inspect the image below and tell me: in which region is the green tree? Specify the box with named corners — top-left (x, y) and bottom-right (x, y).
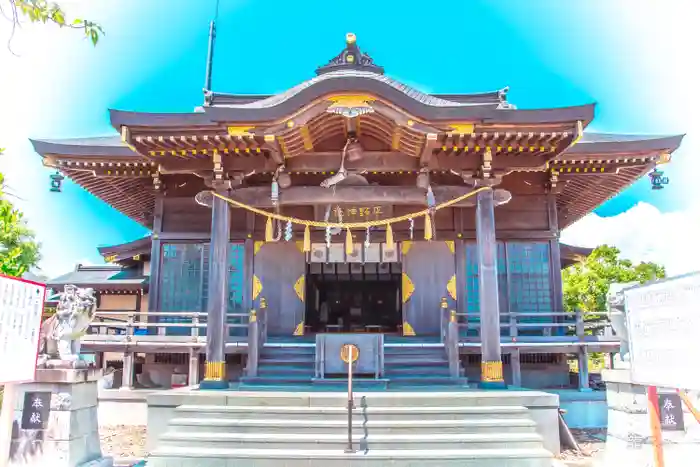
top-left (0, 170), bottom-right (41, 277)
top-left (2, 0), bottom-right (103, 47)
top-left (563, 244), bottom-right (666, 314)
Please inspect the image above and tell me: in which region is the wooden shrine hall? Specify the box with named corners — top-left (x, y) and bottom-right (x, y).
top-left (32, 33), bottom-right (683, 390)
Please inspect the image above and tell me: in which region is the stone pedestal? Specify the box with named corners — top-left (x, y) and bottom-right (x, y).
top-left (8, 368), bottom-right (113, 467)
top-left (601, 369), bottom-right (700, 467)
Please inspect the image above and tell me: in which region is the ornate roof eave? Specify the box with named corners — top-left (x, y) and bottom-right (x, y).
top-left (562, 133), bottom-right (684, 155)
top-left (109, 99), bottom-right (595, 130)
top-left (30, 136), bottom-right (137, 158)
top-left (98, 236), bottom-right (152, 263)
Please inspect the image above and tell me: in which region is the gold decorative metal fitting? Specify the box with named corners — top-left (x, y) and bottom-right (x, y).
top-left (346, 32), bottom-right (356, 44)
top-left (450, 310), bottom-right (457, 324)
top-left (260, 297), bottom-right (267, 309)
top-left (249, 309), bottom-right (257, 323)
top-left (441, 297), bottom-right (449, 309)
top-left (204, 361), bottom-right (226, 381)
top-left (481, 361), bottom-right (504, 383)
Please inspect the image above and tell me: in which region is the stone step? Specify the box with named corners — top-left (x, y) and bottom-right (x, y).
top-left (384, 357), bottom-right (450, 365)
top-left (157, 431), bottom-right (544, 450)
top-left (174, 405), bottom-right (532, 421)
top-left (262, 346), bottom-right (315, 354)
top-left (147, 447), bottom-right (553, 467)
top-left (176, 391), bottom-right (547, 408)
top-left (167, 417), bottom-right (538, 435)
top-left (258, 365), bottom-right (316, 375)
top-left (240, 374), bottom-right (312, 382)
top-left (384, 366), bottom-right (452, 375)
top-left (259, 356), bottom-right (315, 364)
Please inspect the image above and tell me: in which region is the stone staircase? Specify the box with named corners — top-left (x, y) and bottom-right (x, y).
top-left (146, 392), bottom-right (554, 466)
top-left (384, 344), bottom-right (467, 387)
top-left (239, 341), bottom-right (467, 389)
top-left (240, 344), bottom-right (316, 387)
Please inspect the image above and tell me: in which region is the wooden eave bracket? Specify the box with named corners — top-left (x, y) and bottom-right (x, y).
top-left (419, 133), bottom-right (440, 167)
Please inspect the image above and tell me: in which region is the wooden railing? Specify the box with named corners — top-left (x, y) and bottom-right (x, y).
top-left (455, 310), bottom-right (616, 341)
top-left (246, 299), bottom-right (268, 377)
top-left (86, 310), bottom-right (250, 339)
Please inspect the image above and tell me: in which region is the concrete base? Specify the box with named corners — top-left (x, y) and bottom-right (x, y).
top-left (145, 387), bottom-right (560, 466)
top-left (198, 380), bottom-right (230, 390)
top-left (8, 368), bottom-right (113, 467)
top-left (600, 369), bottom-right (700, 467)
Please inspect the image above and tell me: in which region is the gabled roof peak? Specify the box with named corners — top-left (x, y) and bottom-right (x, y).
top-left (316, 33), bottom-right (384, 76)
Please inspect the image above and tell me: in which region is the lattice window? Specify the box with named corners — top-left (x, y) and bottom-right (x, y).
top-left (200, 243), bottom-right (247, 337)
top-left (463, 242), bottom-right (507, 336)
top-left (463, 241), bottom-right (552, 336)
top-left (506, 242), bottom-right (552, 335)
top-left (158, 243), bottom-right (205, 336)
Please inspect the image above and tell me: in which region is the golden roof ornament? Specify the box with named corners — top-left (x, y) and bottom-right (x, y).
top-left (316, 33), bottom-right (384, 75)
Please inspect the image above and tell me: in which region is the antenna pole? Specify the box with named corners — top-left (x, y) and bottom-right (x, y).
top-left (204, 19), bottom-right (216, 91)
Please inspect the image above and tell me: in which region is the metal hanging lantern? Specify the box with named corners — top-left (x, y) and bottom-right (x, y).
top-left (345, 138), bottom-right (364, 162)
top-left (49, 171), bottom-right (64, 193)
top-left (649, 168), bottom-right (669, 190)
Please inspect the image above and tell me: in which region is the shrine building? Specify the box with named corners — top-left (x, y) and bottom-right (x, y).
top-left (33, 33), bottom-right (683, 392)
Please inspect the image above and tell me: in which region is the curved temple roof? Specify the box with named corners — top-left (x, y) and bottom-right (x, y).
top-left (29, 33), bottom-right (684, 230)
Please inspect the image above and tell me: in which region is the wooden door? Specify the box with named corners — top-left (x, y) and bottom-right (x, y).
top-left (401, 241), bottom-right (457, 336)
top-left (253, 241), bottom-right (306, 336)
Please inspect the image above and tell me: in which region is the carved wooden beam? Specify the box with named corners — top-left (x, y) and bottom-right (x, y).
top-left (286, 152), bottom-right (421, 172)
top-left (262, 134), bottom-right (284, 165)
top-left (418, 133), bottom-right (440, 167)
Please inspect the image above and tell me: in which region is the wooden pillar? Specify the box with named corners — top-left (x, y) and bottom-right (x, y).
top-left (577, 347), bottom-right (591, 391)
top-left (547, 194), bottom-right (564, 316)
top-left (147, 195), bottom-right (163, 335)
top-left (188, 348), bottom-right (200, 385)
top-left (511, 349), bottom-right (522, 388)
top-left (476, 187), bottom-right (505, 388)
top-left (201, 192), bottom-right (230, 389)
top-left (120, 351), bottom-right (135, 390)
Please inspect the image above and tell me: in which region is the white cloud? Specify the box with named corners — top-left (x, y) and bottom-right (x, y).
top-left (561, 202), bottom-right (700, 276)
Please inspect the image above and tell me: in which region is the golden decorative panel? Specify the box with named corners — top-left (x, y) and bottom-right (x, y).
top-left (299, 125), bottom-right (314, 151)
top-left (447, 123), bottom-right (475, 135)
top-left (401, 272), bottom-right (415, 304)
top-left (293, 321), bottom-right (305, 336)
top-left (252, 275), bottom-right (263, 301)
top-left (204, 361), bottom-right (226, 381)
top-left (445, 241), bottom-right (455, 255)
top-left (481, 361), bottom-right (504, 383)
top-left (227, 126), bottom-right (254, 137)
top-left (326, 95), bottom-right (376, 118)
top-left (295, 241), bottom-right (306, 254)
top-left (254, 241), bottom-right (264, 255)
top-left (402, 321), bottom-right (416, 337)
top-left (294, 275), bottom-right (305, 303)
top-left (446, 274), bottom-right (457, 301)
top-left (401, 241), bottom-right (413, 257)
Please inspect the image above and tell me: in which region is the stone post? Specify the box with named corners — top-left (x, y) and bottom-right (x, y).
top-left (476, 187), bottom-right (505, 388)
top-left (200, 191), bottom-right (230, 390)
top-left (8, 369), bottom-right (112, 467)
top-left (601, 369), bottom-right (700, 467)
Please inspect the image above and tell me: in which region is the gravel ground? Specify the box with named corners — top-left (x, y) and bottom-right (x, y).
top-left (100, 425), bottom-right (147, 460)
top-left (556, 428), bottom-right (606, 466)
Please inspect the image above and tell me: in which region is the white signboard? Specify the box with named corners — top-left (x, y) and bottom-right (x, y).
top-left (0, 274), bottom-right (46, 384)
top-left (625, 272), bottom-right (700, 390)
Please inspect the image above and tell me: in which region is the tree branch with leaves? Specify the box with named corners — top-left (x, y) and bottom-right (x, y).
top-left (563, 244), bottom-right (666, 317)
top-left (1, 0), bottom-right (103, 52)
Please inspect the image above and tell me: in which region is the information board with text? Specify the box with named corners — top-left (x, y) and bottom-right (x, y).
top-left (625, 272), bottom-right (700, 390)
top-left (0, 275), bottom-right (46, 384)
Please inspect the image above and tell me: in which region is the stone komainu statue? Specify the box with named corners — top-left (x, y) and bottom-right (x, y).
top-left (606, 281), bottom-right (639, 368)
top-left (37, 284), bottom-right (97, 368)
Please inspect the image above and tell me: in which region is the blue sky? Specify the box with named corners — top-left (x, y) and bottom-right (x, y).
top-left (0, 0), bottom-right (698, 277)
